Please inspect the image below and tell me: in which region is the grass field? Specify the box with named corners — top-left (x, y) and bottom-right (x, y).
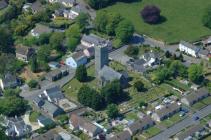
top-left (101, 0), bottom-right (211, 43)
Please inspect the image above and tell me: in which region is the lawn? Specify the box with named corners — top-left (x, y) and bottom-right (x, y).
top-left (101, 0), bottom-right (211, 44)
top-left (142, 126), bottom-right (161, 138)
top-left (160, 113), bottom-right (185, 128)
top-left (192, 101), bottom-right (206, 110)
top-left (63, 65), bottom-right (98, 101)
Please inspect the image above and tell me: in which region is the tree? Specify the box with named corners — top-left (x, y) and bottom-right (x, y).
top-left (188, 64), bottom-right (203, 83)
top-left (0, 96), bottom-right (28, 117)
top-left (202, 6), bottom-right (211, 29)
top-left (178, 53), bottom-right (184, 62)
top-left (4, 88), bottom-right (20, 97)
top-left (115, 19), bottom-right (134, 43)
top-left (77, 85), bottom-right (104, 110)
top-left (0, 27), bottom-right (13, 53)
top-left (56, 114), bottom-right (69, 125)
top-left (28, 80), bottom-right (38, 89)
top-left (134, 80), bottom-right (145, 92)
top-left (101, 80), bottom-right (122, 104)
top-left (0, 127), bottom-right (9, 140)
top-left (165, 51), bottom-right (172, 58)
top-left (75, 13), bottom-right (89, 31)
top-left (169, 60), bottom-right (187, 78)
top-left (30, 55), bottom-right (38, 73)
top-left (106, 104), bottom-right (119, 119)
top-left (75, 65), bottom-right (87, 82)
top-left (152, 67), bottom-right (171, 84)
top-left (141, 5), bottom-right (161, 24)
top-left (139, 101), bottom-right (148, 108)
top-left (95, 11), bottom-right (108, 33)
top-left (49, 32), bottom-right (64, 51)
top-left (65, 24), bottom-right (81, 51)
top-left (124, 45), bottom-right (139, 57)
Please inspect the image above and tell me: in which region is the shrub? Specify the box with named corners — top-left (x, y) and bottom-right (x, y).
top-left (141, 5), bottom-right (161, 24)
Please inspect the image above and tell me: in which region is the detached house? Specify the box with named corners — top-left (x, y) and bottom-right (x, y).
top-left (109, 130), bottom-right (131, 140)
top-left (15, 45), bottom-right (35, 62)
top-left (152, 103), bottom-right (181, 122)
top-left (0, 73), bottom-right (19, 90)
top-left (181, 88), bottom-right (209, 106)
top-left (70, 114), bottom-right (103, 138)
top-left (179, 41), bottom-right (201, 57)
top-left (31, 24), bottom-right (53, 37)
top-left (49, 0), bottom-right (76, 7)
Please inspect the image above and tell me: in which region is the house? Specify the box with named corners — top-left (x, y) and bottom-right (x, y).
top-left (109, 130), bottom-right (131, 140)
top-left (31, 0), bottom-right (44, 14)
top-left (83, 47), bottom-right (95, 58)
top-left (0, 73), bottom-right (19, 90)
top-left (41, 100), bottom-right (64, 117)
top-left (33, 96), bottom-right (45, 108)
top-left (202, 36), bottom-right (211, 47)
top-left (65, 51), bottom-right (87, 68)
top-left (0, 0), bottom-right (8, 10)
top-left (52, 8), bottom-right (65, 18)
top-left (179, 41), bottom-right (201, 57)
top-left (60, 66), bottom-right (69, 76)
top-left (43, 86), bottom-right (64, 103)
top-left (49, 0), bottom-right (76, 7)
top-left (198, 49), bottom-right (210, 60)
top-left (30, 24), bottom-right (53, 37)
top-left (32, 129), bottom-right (62, 140)
top-left (69, 114), bottom-right (103, 137)
top-left (2, 117), bottom-right (30, 137)
top-left (81, 34), bottom-right (112, 50)
top-left (37, 115), bottom-right (54, 127)
top-left (46, 69), bottom-right (62, 81)
top-left (68, 4), bottom-right (86, 19)
top-left (48, 61), bottom-right (60, 69)
top-left (174, 124), bottom-right (205, 140)
top-left (152, 103), bottom-right (181, 122)
top-left (142, 51), bottom-right (161, 67)
top-left (15, 45), bottom-right (35, 62)
top-left (98, 65), bottom-right (128, 87)
top-left (181, 88), bottom-right (209, 106)
top-left (126, 116), bottom-right (154, 135)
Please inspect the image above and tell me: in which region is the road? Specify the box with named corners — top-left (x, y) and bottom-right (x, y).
top-left (149, 104), bottom-right (211, 140)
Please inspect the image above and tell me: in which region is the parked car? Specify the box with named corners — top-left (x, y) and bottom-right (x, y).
top-left (192, 115), bottom-right (199, 121)
top-left (179, 111), bottom-right (185, 117)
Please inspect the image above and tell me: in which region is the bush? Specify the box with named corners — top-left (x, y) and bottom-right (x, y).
top-left (141, 5), bottom-right (161, 24)
top-left (134, 80), bottom-right (144, 92)
top-left (124, 45), bottom-right (139, 57)
top-left (29, 111), bottom-right (41, 122)
top-left (75, 65), bottom-right (87, 82)
top-left (28, 80), bottom-right (38, 89)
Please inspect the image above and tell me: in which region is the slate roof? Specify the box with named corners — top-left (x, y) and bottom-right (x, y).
top-left (0, 0), bottom-right (7, 10)
top-left (98, 65), bottom-right (122, 82)
top-left (70, 114), bottom-right (101, 134)
top-left (31, 0), bottom-right (43, 13)
top-left (37, 115), bottom-right (54, 126)
top-left (143, 52), bottom-right (159, 61)
top-left (109, 130), bottom-right (131, 140)
top-left (16, 45), bottom-right (34, 56)
top-left (45, 86), bottom-right (64, 101)
top-left (42, 100), bottom-right (63, 116)
top-left (182, 88), bottom-right (209, 104)
top-left (154, 103), bottom-right (180, 118)
top-left (81, 34), bottom-right (107, 46)
top-left (180, 40), bottom-right (201, 52)
top-left (72, 51), bottom-right (86, 61)
top-left (175, 124), bottom-right (204, 140)
top-left (32, 129), bottom-right (62, 140)
top-left (33, 96), bottom-right (44, 106)
top-left (32, 24), bottom-right (53, 35)
top-left (1, 73), bottom-right (18, 88)
top-left (71, 4), bottom-right (86, 14)
top-left (59, 0), bottom-right (76, 4)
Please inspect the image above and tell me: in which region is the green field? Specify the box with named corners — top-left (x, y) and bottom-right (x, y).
top-left (101, 0), bottom-right (211, 43)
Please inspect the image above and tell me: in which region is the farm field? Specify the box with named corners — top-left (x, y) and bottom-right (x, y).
top-left (101, 0), bottom-right (211, 44)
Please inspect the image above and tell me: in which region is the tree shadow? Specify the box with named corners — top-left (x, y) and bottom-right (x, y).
top-left (85, 76), bottom-right (95, 82)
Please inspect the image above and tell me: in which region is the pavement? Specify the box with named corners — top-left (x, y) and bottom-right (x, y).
top-left (149, 104), bottom-right (211, 140)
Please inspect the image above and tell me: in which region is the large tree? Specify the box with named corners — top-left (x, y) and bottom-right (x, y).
top-left (106, 104), bottom-right (119, 119)
top-left (141, 5), bottom-right (161, 24)
top-left (134, 80), bottom-right (145, 92)
top-left (188, 64), bottom-right (203, 83)
top-left (202, 6), bottom-right (211, 29)
top-left (0, 27), bottom-right (13, 53)
top-left (75, 65), bottom-right (87, 82)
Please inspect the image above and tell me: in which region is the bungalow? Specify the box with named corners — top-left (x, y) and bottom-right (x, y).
top-left (48, 0), bottom-right (76, 7)
top-left (43, 86), bottom-right (64, 103)
top-left (0, 0), bottom-right (8, 10)
top-left (126, 116), bottom-right (154, 135)
top-left (181, 88), bottom-right (209, 106)
top-left (15, 45), bottom-right (35, 62)
top-left (65, 51), bottom-right (87, 68)
top-left (69, 114), bottom-right (103, 137)
top-left (45, 69), bottom-right (62, 81)
top-left (152, 103), bottom-right (181, 122)
top-left (98, 65), bottom-right (128, 87)
top-left (2, 117), bottom-right (30, 137)
top-left (41, 100), bottom-right (64, 118)
top-left (0, 73), bottom-right (19, 90)
top-left (30, 24), bottom-right (53, 37)
top-left (37, 115), bottom-right (54, 127)
top-left (174, 124), bottom-right (205, 140)
top-left (109, 130), bottom-right (131, 140)
top-left (179, 41), bottom-right (201, 57)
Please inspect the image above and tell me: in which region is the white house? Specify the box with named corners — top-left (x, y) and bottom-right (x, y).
top-left (65, 51), bottom-right (87, 68)
top-left (48, 0), bottom-right (76, 7)
top-left (179, 41), bottom-right (201, 57)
